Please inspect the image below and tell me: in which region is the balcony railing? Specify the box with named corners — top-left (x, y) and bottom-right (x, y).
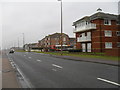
top-left (77, 36), bottom-right (91, 42)
top-left (73, 23), bottom-right (96, 33)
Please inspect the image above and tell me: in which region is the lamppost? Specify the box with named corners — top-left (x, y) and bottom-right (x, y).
top-left (58, 0), bottom-right (63, 55)
top-left (22, 33), bottom-right (25, 49)
top-left (18, 37), bottom-right (19, 49)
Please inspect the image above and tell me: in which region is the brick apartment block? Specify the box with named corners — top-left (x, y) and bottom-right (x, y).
top-left (38, 33), bottom-right (75, 51)
top-left (73, 10), bottom-right (120, 56)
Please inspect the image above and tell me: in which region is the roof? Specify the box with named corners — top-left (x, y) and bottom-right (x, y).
top-left (46, 32), bottom-right (69, 38)
top-left (73, 12), bottom-right (118, 25)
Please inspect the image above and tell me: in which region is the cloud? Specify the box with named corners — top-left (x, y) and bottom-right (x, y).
top-left (1, 1), bottom-right (118, 49)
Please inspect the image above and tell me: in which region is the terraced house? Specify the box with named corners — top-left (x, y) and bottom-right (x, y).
top-left (73, 10), bottom-right (120, 56)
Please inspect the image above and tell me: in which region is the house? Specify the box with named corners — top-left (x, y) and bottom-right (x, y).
top-left (23, 43), bottom-right (41, 51)
top-left (23, 44), bottom-right (31, 51)
top-left (38, 33), bottom-right (75, 51)
top-left (73, 10), bottom-right (120, 56)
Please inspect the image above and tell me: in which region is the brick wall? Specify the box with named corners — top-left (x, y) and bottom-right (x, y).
top-left (75, 19), bottom-right (120, 56)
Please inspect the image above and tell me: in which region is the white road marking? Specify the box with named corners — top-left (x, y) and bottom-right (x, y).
top-left (37, 60), bottom-right (42, 62)
top-left (97, 78), bottom-right (120, 86)
top-left (24, 55), bottom-right (26, 56)
top-left (52, 69), bottom-right (57, 71)
top-left (28, 57), bottom-right (31, 59)
top-left (52, 64), bottom-right (63, 69)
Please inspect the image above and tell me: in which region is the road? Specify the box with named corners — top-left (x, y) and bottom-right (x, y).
top-left (7, 51), bottom-right (119, 88)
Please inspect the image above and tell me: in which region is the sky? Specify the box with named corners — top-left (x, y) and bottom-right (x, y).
top-left (0, 0), bottom-right (119, 49)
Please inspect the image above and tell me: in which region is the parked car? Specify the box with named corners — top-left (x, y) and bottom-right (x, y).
top-left (9, 49), bottom-right (14, 53)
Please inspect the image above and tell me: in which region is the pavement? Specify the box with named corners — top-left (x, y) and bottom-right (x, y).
top-left (2, 51), bottom-right (20, 88)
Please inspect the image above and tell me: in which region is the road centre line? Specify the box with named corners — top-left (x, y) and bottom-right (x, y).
top-left (97, 78), bottom-right (120, 86)
top-left (52, 64), bottom-right (63, 69)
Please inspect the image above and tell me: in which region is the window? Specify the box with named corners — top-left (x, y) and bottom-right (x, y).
top-left (48, 37), bottom-right (50, 40)
top-left (55, 38), bottom-right (58, 40)
top-left (82, 33), bottom-right (85, 36)
top-left (116, 31), bottom-right (120, 36)
top-left (85, 32), bottom-right (87, 36)
top-left (117, 42), bottom-right (120, 47)
top-left (87, 32), bottom-right (91, 36)
top-left (56, 42), bottom-right (59, 45)
top-left (104, 30), bottom-right (112, 37)
top-left (104, 19), bottom-right (111, 25)
top-left (86, 21), bottom-right (89, 25)
top-left (63, 42), bottom-right (66, 45)
top-left (63, 37), bottom-right (66, 41)
top-left (116, 21), bottom-right (120, 25)
top-left (105, 42), bottom-right (112, 48)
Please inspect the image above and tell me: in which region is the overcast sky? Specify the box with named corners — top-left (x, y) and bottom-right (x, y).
top-left (0, 0), bottom-right (119, 49)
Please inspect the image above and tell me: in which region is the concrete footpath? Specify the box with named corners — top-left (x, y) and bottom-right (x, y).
top-left (2, 52), bottom-right (20, 88)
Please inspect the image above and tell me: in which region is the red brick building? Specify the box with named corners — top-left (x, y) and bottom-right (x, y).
top-left (38, 33), bottom-right (75, 51)
top-left (73, 11), bottom-right (120, 56)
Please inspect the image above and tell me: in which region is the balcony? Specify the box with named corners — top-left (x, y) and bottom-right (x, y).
top-left (73, 23), bottom-right (96, 33)
top-left (77, 36), bottom-right (91, 42)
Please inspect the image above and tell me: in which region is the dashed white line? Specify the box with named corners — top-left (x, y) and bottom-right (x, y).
top-left (52, 69), bottom-right (57, 71)
top-left (28, 57), bottom-right (31, 59)
top-left (37, 60), bottom-right (42, 62)
top-left (52, 64), bottom-right (63, 69)
top-left (97, 77), bottom-right (120, 86)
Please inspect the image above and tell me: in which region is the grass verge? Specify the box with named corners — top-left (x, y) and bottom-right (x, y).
top-left (15, 50), bottom-right (27, 52)
top-left (33, 51), bottom-right (120, 61)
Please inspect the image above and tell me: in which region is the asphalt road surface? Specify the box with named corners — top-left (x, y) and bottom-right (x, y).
top-left (7, 51), bottom-right (119, 88)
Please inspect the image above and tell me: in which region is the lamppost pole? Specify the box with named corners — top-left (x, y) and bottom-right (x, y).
top-left (22, 33), bottom-right (25, 49)
top-left (58, 0), bottom-right (63, 55)
top-left (18, 37), bottom-right (19, 49)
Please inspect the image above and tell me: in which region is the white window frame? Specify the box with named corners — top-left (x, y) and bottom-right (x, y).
top-left (105, 42), bottom-right (112, 49)
top-left (104, 19), bottom-right (111, 25)
top-left (63, 37), bottom-right (66, 41)
top-left (116, 31), bottom-right (120, 36)
top-left (104, 30), bottom-right (112, 37)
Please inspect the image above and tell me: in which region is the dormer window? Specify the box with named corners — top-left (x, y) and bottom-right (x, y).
top-left (104, 19), bottom-right (111, 25)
